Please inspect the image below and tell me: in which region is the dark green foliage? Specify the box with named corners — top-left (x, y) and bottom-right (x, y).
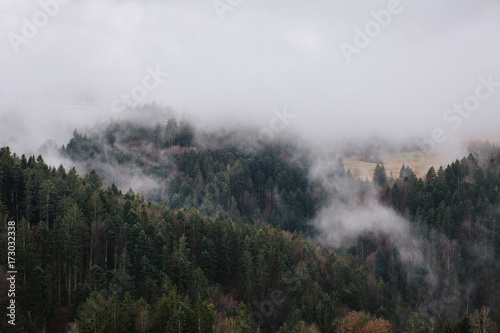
top-left (374, 247), bottom-right (387, 283)
top-left (1, 136), bottom-right (500, 331)
top-left (60, 113), bottom-right (321, 234)
top-left (373, 163), bottom-right (388, 186)
top-left (454, 313), bottom-right (471, 333)
top-left (400, 164), bottom-right (415, 180)
top-left (89, 265), bottom-right (106, 291)
top-left (0, 145), bottom-right (361, 332)
top-left (23, 266), bottom-right (51, 326)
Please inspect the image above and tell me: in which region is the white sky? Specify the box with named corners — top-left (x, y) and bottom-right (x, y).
top-left (1, 0), bottom-right (499, 154)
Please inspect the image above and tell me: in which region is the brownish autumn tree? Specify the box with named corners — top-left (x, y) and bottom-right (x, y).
top-left (337, 311), bottom-right (392, 333)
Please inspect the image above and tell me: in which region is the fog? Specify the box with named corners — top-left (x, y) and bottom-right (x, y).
top-left (1, 2), bottom-right (498, 320)
top-left (1, 0), bottom-right (499, 155)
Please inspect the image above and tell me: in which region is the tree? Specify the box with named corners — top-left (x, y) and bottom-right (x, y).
top-left (103, 292), bottom-right (130, 332)
top-left (24, 266), bottom-right (50, 327)
top-left (400, 164), bottom-right (414, 180)
top-left (454, 313), bottom-right (471, 333)
top-left (76, 291), bottom-right (107, 333)
top-left (135, 298), bottom-right (153, 333)
top-left (373, 164), bottom-right (387, 186)
top-left (425, 167), bottom-right (437, 185)
top-left (470, 306), bottom-right (493, 333)
top-left (404, 312), bottom-right (425, 333)
top-left (190, 267), bottom-right (209, 301)
top-left (194, 298), bottom-right (215, 333)
top-left (57, 200), bottom-right (87, 307)
top-left (241, 249), bottom-right (254, 303)
top-left (374, 247), bottom-right (387, 283)
top-left (152, 288), bottom-right (195, 333)
top-left (337, 311), bottom-right (391, 333)
top-left (89, 264), bottom-right (106, 291)
top-left (291, 321), bottom-right (321, 333)
top-left (89, 192), bottom-right (105, 269)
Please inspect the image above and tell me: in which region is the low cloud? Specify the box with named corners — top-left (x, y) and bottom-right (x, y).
top-left (1, 0), bottom-right (499, 156)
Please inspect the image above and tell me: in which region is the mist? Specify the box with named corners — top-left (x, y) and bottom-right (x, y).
top-left (2, 0), bottom-right (498, 246)
top-left (2, 3), bottom-right (500, 327)
top-left (1, 0), bottom-right (500, 156)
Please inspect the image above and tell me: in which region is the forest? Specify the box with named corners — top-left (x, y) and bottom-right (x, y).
top-left (1, 111), bottom-right (500, 332)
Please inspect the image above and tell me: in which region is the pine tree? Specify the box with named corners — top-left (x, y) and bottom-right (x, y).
top-left (374, 247), bottom-right (387, 282)
top-left (373, 164), bottom-right (387, 186)
top-left (194, 298), bottom-right (216, 333)
top-left (76, 291), bottom-right (108, 333)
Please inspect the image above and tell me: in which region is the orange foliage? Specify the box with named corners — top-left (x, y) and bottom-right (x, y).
top-left (339, 311), bottom-right (391, 333)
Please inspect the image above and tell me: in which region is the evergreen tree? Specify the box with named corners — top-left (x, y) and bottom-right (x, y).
top-left (373, 164), bottom-right (388, 186)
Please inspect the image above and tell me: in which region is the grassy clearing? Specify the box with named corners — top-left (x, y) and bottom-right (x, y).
top-left (344, 151), bottom-right (456, 180)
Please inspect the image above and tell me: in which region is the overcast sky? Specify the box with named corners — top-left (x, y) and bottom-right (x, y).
top-left (1, 0), bottom-right (499, 154)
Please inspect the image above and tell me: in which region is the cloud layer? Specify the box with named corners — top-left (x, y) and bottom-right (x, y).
top-left (1, 0), bottom-right (499, 154)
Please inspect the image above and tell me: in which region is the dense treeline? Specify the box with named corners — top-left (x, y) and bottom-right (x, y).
top-left (373, 143), bottom-right (500, 331)
top-left (0, 146), bottom-right (378, 332)
top-left (60, 108), bottom-right (322, 234)
top-left (2, 116), bottom-right (500, 331)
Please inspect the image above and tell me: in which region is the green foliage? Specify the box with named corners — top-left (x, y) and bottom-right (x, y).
top-left (1, 137), bottom-right (500, 331)
top-left (60, 116), bottom-right (322, 234)
top-left (374, 247), bottom-right (387, 283)
top-left (0, 145), bottom-right (358, 331)
top-left (373, 163), bottom-right (388, 186)
top-left (89, 264), bottom-right (106, 291)
top-left (76, 291), bottom-right (108, 333)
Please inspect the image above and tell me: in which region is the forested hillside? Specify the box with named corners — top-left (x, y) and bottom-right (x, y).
top-left (1, 116), bottom-right (500, 332)
top-left (381, 143), bottom-right (500, 328)
top-left (60, 108), bottom-right (323, 234)
top-left (0, 145), bottom-right (371, 332)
